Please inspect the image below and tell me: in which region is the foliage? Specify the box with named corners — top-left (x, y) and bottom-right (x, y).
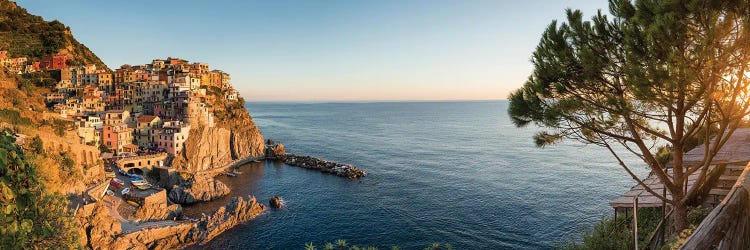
top-left (663, 225), bottom-right (696, 250)
top-left (508, 0), bottom-right (750, 230)
top-left (98, 143), bottom-right (112, 153)
top-left (0, 1), bottom-right (108, 69)
top-left (39, 118), bottom-right (72, 137)
top-left (28, 135), bottom-right (43, 154)
top-left (19, 71), bottom-right (57, 89)
top-left (559, 208), bottom-right (662, 250)
top-left (686, 206), bottom-right (710, 227)
top-left (306, 240), bottom-right (452, 250)
top-left (0, 108), bottom-right (31, 126)
top-left (305, 242), bottom-right (316, 250)
top-left (0, 128), bottom-right (80, 249)
top-left (57, 152), bottom-right (75, 172)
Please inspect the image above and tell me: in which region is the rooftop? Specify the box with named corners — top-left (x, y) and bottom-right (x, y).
top-left (136, 115), bottom-right (158, 123)
top-left (611, 128), bottom-right (750, 208)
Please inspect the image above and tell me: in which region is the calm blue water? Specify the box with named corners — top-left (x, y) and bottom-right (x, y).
top-left (185, 101), bottom-right (647, 249)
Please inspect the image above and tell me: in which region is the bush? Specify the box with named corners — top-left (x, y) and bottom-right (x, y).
top-left (0, 128), bottom-right (80, 249)
top-left (0, 109), bottom-right (31, 126)
top-left (58, 152), bottom-right (75, 172)
top-left (687, 206), bottom-right (710, 226)
top-left (559, 208), bottom-right (663, 250)
top-left (28, 135), bottom-right (43, 154)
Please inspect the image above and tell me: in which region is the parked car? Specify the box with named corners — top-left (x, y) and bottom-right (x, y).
top-left (106, 190), bottom-right (114, 196)
top-left (110, 179), bottom-right (123, 189)
top-left (121, 188), bottom-right (130, 195)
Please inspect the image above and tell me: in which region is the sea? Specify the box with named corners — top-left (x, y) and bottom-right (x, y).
top-left (183, 101), bottom-right (648, 249)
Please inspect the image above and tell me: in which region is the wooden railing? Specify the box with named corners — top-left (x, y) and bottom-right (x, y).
top-left (679, 163), bottom-right (750, 249)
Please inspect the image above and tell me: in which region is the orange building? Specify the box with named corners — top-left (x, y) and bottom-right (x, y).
top-left (39, 53), bottom-right (70, 70)
top-left (103, 123), bottom-right (134, 154)
top-left (97, 72), bottom-right (113, 85)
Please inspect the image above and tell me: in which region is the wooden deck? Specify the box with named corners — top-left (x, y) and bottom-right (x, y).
top-left (611, 128), bottom-right (750, 208)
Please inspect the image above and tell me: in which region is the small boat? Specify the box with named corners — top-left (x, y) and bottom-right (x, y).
top-left (133, 182), bottom-right (152, 190)
top-left (226, 172), bottom-right (236, 177)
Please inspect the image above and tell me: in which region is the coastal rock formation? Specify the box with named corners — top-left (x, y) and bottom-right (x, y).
top-left (133, 202), bottom-right (182, 222)
top-left (168, 173), bottom-right (230, 204)
top-left (110, 223), bottom-right (197, 250)
top-left (172, 89), bottom-right (265, 172)
top-left (269, 196), bottom-right (285, 208)
top-left (198, 195), bottom-right (267, 243)
top-left (265, 140), bottom-right (287, 159)
top-left (75, 202), bottom-right (122, 249)
top-left (281, 154), bottom-right (367, 179)
top-left (273, 142), bottom-right (286, 156)
top-left (79, 195), bottom-right (265, 249)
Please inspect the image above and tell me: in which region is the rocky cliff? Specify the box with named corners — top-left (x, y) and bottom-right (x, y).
top-left (168, 173), bottom-right (231, 204)
top-left (75, 203), bottom-right (122, 249)
top-left (198, 195), bottom-right (267, 243)
top-left (172, 87), bottom-right (265, 172)
top-left (77, 195), bottom-right (266, 249)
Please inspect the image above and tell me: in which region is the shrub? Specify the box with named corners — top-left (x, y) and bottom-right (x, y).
top-left (0, 128), bottom-right (80, 249)
top-left (28, 135), bottom-right (43, 154)
top-left (0, 109), bottom-right (31, 126)
top-left (558, 208), bottom-right (663, 250)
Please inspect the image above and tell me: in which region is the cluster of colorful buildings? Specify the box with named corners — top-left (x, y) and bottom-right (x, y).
top-left (0, 50), bottom-right (72, 74)
top-left (29, 57), bottom-right (241, 156)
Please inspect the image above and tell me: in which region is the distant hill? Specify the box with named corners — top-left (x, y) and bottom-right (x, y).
top-left (0, 0), bottom-right (108, 70)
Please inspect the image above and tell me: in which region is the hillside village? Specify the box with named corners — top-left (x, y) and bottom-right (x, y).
top-left (1, 49), bottom-right (244, 157)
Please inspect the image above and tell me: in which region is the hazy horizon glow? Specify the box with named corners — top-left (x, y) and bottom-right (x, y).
top-left (17, 0), bottom-right (607, 101)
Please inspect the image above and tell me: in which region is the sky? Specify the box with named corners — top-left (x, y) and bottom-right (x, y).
top-left (16, 0), bottom-right (608, 102)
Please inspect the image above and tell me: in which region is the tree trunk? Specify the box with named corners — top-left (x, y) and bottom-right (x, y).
top-left (673, 201), bottom-right (689, 232)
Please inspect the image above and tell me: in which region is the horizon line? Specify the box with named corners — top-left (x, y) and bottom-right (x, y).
top-left (244, 98), bottom-right (507, 104)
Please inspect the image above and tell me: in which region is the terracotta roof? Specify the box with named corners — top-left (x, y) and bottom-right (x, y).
top-left (137, 115), bottom-right (158, 123)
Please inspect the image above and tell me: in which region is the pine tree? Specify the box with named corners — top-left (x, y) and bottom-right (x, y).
top-left (509, 0), bottom-right (750, 231)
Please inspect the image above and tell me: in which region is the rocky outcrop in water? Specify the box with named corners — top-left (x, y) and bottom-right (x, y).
top-left (169, 173), bottom-right (230, 204)
top-left (281, 154), bottom-right (366, 179)
top-left (269, 196), bottom-right (284, 208)
top-left (198, 195), bottom-right (267, 243)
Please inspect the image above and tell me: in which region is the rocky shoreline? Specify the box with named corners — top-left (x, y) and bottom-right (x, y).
top-left (76, 195), bottom-right (266, 250)
top-left (77, 150), bottom-right (364, 249)
top-left (280, 154), bottom-right (367, 179)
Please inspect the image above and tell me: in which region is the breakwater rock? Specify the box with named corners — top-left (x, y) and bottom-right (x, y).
top-left (280, 154), bottom-right (366, 179)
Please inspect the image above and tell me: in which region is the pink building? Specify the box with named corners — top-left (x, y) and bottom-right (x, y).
top-left (103, 123), bottom-right (134, 154)
top-left (152, 121), bottom-right (190, 155)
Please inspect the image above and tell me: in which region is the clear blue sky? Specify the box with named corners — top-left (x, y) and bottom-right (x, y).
top-left (17, 0), bottom-right (607, 101)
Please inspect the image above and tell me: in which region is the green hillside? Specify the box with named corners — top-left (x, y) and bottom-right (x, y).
top-left (0, 0), bottom-right (108, 70)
